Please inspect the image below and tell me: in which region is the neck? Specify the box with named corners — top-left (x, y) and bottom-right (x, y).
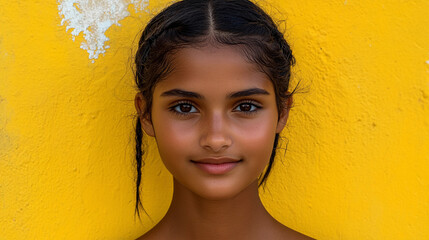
top-left (158, 179), bottom-right (275, 240)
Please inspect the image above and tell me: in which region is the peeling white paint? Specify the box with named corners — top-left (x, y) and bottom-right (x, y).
top-left (58, 0), bottom-right (149, 61)
top-left (130, 0), bottom-right (150, 11)
top-left (426, 60), bottom-right (429, 65)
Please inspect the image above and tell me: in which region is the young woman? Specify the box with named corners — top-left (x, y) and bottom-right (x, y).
top-left (133, 0), bottom-right (313, 239)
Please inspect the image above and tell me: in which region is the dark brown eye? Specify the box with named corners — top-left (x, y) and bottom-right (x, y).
top-left (179, 104), bottom-right (192, 112)
top-left (239, 103), bottom-right (252, 112)
top-left (171, 103), bottom-right (197, 114)
top-left (233, 102), bottom-right (260, 113)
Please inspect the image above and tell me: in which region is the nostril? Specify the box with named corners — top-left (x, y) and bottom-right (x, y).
top-left (199, 114), bottom-right (232, 151)
top-left (200, 135), bottom-right (232, 152)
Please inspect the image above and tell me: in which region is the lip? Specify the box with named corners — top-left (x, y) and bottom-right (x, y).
top-left (191, 157), bottom-right (242, 175)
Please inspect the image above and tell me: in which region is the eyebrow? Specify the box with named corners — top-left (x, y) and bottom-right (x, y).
top-left (160, 88), bottom-right (269, 99)
top-left (161, 89), bottom-right (203, 99)
top-left (228, 88), bottom-right (269, 98)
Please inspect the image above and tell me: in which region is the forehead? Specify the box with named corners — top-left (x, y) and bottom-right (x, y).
top-left (154, 45), bottom-right (274, 95)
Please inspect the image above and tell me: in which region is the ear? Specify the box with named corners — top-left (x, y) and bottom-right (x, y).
top-left (135, 92), bottom-right (155, 137)
top-left (276, 96), bottom-right (293, 133)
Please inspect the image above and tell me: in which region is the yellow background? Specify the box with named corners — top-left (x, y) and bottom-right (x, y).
top-left (1, 0), bottom-right (428, 239)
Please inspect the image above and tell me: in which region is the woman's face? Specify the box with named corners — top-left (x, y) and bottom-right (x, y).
top-left (136, 45), bottom-right (288, 200)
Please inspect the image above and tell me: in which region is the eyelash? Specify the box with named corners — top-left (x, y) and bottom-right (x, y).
top-left (168, 100), bottom-right (262, 116)
top-left (232, 100), bottom-right (262, 115)
top-left (169, 100), bottom-right (198, 116)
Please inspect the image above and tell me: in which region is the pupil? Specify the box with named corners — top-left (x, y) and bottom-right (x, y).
top-left (240, 104), bottom-right (251, 111)
top-left (180, 104), bottom-right (191, 112)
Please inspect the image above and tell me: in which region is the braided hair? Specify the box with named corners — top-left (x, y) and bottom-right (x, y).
top-left (134, 0), bottom-right (295, 218)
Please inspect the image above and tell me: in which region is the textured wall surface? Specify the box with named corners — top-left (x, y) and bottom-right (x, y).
top-left (1, 0), bottom-right (428, 239)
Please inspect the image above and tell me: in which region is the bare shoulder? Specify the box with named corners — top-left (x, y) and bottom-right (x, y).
top-left (135, 225), bottom-right (164, 240)
top-left (135, 230), bottom-right (152, 240)
top-left (136, 218), bottom-right (314, 240)
top-left (271, 220), bottom-right (315, 240)
top-left (280, 227), bottom-right (315, 240)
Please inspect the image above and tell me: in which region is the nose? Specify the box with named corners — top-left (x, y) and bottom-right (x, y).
top-left (199, 111), bottom-right (232, 152)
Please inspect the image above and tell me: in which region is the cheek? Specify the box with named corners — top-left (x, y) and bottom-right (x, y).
top-left (233, 114), bottom-right (278, 162)
top-left (151, 111), bottom-right (197, 161)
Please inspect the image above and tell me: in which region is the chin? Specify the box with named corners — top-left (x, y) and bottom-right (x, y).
top-left (187, 179), bottom-right (255, 201)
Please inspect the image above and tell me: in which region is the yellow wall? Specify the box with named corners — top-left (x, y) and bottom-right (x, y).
top-left (1, 0), bottom-right (428, 239)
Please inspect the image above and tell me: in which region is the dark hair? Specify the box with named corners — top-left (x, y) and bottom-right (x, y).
top-left (134, 0), bottom-right (295, 218)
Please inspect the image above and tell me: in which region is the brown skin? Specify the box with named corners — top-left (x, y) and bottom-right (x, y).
top-left (135, 45), bottom-right (313, 240)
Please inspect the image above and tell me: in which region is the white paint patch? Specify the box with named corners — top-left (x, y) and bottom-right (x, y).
top-left (130, 0), bottom-right (150, 11)
top-left (426, 60), bottom-right (429, 65)
top-left (58, 0), bottom-right (149, 61)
